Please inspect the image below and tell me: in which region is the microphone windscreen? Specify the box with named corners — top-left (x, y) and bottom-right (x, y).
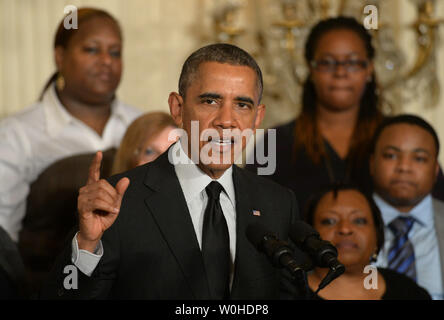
top-left (246, 223), bottom-right (269, 250)
top-left (289, 221), bottom-right (319, 245)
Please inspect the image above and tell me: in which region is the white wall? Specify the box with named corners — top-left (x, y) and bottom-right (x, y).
top-left (397, 0), bottom-right (444, 165)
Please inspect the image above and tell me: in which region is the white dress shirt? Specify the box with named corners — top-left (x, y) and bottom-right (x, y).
top-left (0, 83), bottom-right (141, 241)
top-left (374, 194), bottom-right (444, 300)
top-left (72, 140), bottom-right (237, 280)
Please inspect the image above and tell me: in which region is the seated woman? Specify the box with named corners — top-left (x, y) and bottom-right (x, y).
top-left (112, 111), bottom-right (177, 174)
top-left (304, 183), bottom-right (431, 300)
top-left (0, 225), bottom-right (25, 299)
top-left (2, 8), bottom-right (141, 297)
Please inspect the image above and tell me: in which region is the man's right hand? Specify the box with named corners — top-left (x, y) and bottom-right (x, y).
top-left (77, 151), bottom-right (130, 253)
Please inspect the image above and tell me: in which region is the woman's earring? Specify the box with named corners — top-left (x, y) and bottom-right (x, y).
top-left (56, 73), bottom-right (65, 91)
top-left (370, 252), bottom-right (378, 263)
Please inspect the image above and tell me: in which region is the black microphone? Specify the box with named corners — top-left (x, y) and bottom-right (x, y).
top-left (246, 223), bottom-right (309, 276)
top-left (289, 221), bottom-right (345, 293)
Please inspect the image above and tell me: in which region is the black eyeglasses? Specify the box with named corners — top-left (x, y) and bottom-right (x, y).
top-left (310, 58), bottom-right (369, 73)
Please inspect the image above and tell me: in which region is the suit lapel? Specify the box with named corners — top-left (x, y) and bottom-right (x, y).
top-left (143, 151), bottom-right (210, 299)
top-left (230, 166), bottom-right (266, 296)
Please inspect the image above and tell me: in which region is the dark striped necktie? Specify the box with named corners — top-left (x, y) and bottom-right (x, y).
top-left (201, 181), bottom-right (230, 299)
top-left (387, 216), bottom-right (416, 281)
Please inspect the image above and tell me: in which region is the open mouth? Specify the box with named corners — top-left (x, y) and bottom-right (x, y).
top-left (94, 71), bottom-right (113, 82)
top-left (99, 75), bottom-right (111, 81)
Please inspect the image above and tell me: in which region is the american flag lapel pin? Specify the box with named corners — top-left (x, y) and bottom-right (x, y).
top-left (252, 209), bottom-right (261, 216)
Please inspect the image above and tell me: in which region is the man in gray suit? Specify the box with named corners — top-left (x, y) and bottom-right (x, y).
top-left (41, 43), bottom-right (302, 300)
top-left (370, 114), bottom-right (444, 300)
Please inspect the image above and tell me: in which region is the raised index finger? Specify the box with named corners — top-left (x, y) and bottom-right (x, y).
top-left (87, 151), bottom-right (103, 185)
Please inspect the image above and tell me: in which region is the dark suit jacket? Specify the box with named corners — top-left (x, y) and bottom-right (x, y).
top-left (41, 150), bottom-right (302, 299)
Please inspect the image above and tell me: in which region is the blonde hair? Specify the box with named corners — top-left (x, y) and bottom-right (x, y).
top-left (112, 112), bottom-right (176, 174)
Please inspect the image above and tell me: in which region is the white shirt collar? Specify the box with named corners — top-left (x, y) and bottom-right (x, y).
top-left (42, 83), bottom-right (129, 137)
top-left (373, 193), bottom-right (434, 228)
top-left (171, 141), bottom-right (235, 207)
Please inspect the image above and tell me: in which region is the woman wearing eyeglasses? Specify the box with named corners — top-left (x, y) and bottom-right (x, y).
top-left (247, 16), bottom-right (383, 211)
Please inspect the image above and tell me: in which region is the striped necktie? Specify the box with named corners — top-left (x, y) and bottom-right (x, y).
top-left (387, 216), bottom-right (416, 281)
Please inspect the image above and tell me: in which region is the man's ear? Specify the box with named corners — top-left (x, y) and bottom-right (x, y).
top-left (54, 46), bottom-right (64, 71)
top-left (168, 92), bottom-right (184, 128)
top-left (253, 104), bottom-right (266, 130)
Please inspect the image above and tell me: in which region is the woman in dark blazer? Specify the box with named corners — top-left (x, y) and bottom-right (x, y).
top-left (304, 183), bottom-right (430, 300)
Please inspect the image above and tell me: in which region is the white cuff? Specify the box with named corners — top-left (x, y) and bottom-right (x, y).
top-left (71, 232), bottom-right (103, 277)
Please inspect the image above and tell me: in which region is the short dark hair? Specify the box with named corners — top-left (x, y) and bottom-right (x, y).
top-left (304, 183), bottom-right (385, 256)
top-left (54, 8), bottom-right (121, 49)
top-left (178, 43), bottom-right (263, 103)
top-left (370, 114), bottom-right (440, 157)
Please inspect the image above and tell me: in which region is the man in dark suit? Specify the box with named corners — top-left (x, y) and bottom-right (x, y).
top-left (41, 43), bottom-right (302, 299)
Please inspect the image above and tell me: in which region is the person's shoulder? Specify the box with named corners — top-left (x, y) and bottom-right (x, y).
top-left (432, 197), bottom-right (444, 212)
top-left (0, 101), bottom-right (44, 128)
top-left (257, 119), bottom-right (295, 155)
top-left (378, 267), bottom-right (432, 300)
top-left (258, 119), bottom-right (295, 143)
top-left (234, 166), bottom-right (298, 221)
top-left (270, 119), bottom-right (296, 136)
top-left (432, 198), bottom-right (444, 239)
top-left (378, 267), bottom-right (405, 281)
